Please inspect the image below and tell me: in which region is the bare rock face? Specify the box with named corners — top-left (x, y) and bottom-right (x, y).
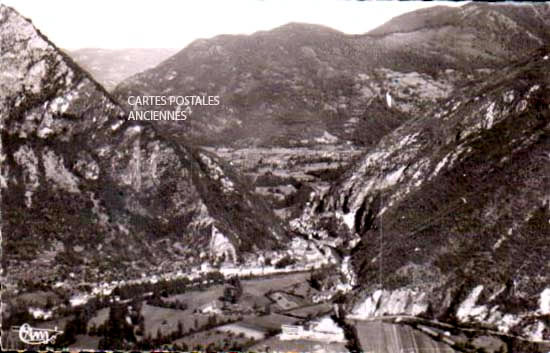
top-left (311, 45), bottom-right (550, 340)
top-left (0, 4), bottom-right (287, 287)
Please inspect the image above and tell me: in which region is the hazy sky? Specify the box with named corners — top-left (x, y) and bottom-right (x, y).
top-left (2, 0), bottom-right (466, 49)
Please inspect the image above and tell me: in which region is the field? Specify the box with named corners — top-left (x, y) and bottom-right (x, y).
top-left (241, 272), bottom-right (311, 297)
top-left (172, 329), bottom-right (252, 350)
top-left (283, 280), bottom-right (319, 297)
top-left (242, 313), bottom-right (299, 331)
top-left (217, 322), bottom-right (266, 340)
top-left (352, 320), bottom-right (457, 353)
top-left (140, 272), bottom-right (316, 339)
top-left (140, 303), bottom-right (188, 337)
top-left (284, 302), bottom-right (333, 318)
top-left (163, 284), bottom-right (225, 307)
top-left (250, 336), bottom-right (347, 353)
top-left (17, 290), bottom-right (60, 307)
top-left (268, 291), bottom-right (305, 310)
top-left (9, 271), bottom-right (321, 350)
top-left (139, 303), bottom-right (237, 338)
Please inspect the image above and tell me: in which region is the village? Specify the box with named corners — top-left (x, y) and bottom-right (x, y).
top-left (3, 230), bottom-right (354, 351)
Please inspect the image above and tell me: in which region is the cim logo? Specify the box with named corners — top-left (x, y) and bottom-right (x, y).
top-left (13, 323), bottom-right (63, 345)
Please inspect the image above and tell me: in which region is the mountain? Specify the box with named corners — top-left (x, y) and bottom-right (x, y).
top-left (304, 45), bottom-right (550, 342)
top-left (113, 22), bottom-right (455, 149)
top-left (112, 3), bottom-right (550, 221)
top-left (67, 48), bottom-right (178, 91)
top-left (113, 3), bottom-right (550, 148)
top-left (356, 2), bottom-right (550, 74)
top-left (0, 5), bottom-right (288, 290)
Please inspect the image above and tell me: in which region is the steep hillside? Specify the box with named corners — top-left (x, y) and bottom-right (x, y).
top-left (308, 45), bottom-right (550, 341)
top-left (0, 5), bottom-right (288, 290)
top-left (67, 48), bottom-right (178, 91)
top-left (357, 2), bottom-right (550, 74)
top-left (114, 3), bottom-right (550, 148)
top-left (113, 23), bottom-right (437, 149)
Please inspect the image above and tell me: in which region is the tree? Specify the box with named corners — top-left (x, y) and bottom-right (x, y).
top-left (55, 320), bottom-right (76, 348)
top-left (177, 342), bottom-right (189, 351)
top-left (275, 255), bottom-right (296, 269)
top-left (206, 342), bottom-right (217, 353)
top-left (223, 276), bottom-right (243, 303)
top-left (156, 327), bottom-right (163, 343)
top-left (309, 269), bottom-right (327, 290)
top-left (206, 271), bottom-right (225, 283)
top-left (99, 304), bottom-right (137, 348)
top-left (207, 314), bottom-right (218, 328)
top-left (136, 321), bottom-right (145, 337)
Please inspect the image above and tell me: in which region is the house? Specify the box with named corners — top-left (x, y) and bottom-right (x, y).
top-left (281, 324), bottom-right (305, 339)
top-left (280, 316), bottom-right (345, 343)
top-left (198, 300), bottom-right (222, 315)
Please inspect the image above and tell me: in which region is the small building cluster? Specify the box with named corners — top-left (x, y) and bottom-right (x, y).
top-left (280, 316), bottom-right (345, 343)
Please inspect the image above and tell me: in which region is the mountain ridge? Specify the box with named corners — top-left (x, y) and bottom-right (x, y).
top-left (1, 4), bottom-right (288, 290)
top-left (302, 44), bottom-right (550, 342)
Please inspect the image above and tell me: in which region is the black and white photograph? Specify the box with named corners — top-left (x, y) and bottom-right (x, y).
top-left (1, 0), bottom-right (549, 351)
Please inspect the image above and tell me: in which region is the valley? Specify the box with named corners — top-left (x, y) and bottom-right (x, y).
top-left (204, 145), bottom-right (363, 218)
top-left (1, 2), bottom-right (550, 352)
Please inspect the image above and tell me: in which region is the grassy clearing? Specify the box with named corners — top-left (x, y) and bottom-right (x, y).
top-left (269, 291), bottom-right (306, 310)
top-left (140, 303), bottom-right (189, 337)
top-left (242, 272), bottom-right (310, 297)
top-left (284, 303), bottom-right (333, 319)
top-left (217, 322), bottom-right (266, 340)
top-left (242, 313), bottom-right (299, 331)
top-left (164, 284), bottom-right (225, 307)
top-left (171, 330), bottom-right (251, 350)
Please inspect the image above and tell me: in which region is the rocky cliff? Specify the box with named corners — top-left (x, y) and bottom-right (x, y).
top-left (0, 4), bottom-right (288, 288)
top-left (312, 45), bottom-right (550, 341)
